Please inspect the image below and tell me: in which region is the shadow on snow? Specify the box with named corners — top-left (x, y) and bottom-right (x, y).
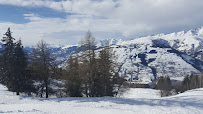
top-left (18, 94), bottom-right (203, 109)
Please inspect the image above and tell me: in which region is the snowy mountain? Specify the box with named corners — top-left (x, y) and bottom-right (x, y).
top-left (113, 35), bottom-right (203, 83)
top-left (46, 26), bottom-right (203, 84)
top-left (2, 27), bottom-right (203, 84)
top-left (112, 26), bottom-right (203, 83)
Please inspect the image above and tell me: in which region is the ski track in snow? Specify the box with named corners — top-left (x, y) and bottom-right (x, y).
top-left (0, 85), bottom-right (203, 114)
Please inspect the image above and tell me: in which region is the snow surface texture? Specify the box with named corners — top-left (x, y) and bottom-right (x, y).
top-left (0, 84), bottom-right (203, 114)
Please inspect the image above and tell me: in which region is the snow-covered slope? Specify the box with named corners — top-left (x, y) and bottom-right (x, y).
top-left (3, 27), bottom-right (203, 84)
top-left (113, 36), bottom-right (203, 83)
top-left (111, 27), bottom-right (203, 83)
top-left (0, 84), bottom-right (203, 114)
top-left (54, 27), bottom-right (203, 83)
top-left (26, 27), bottom-right (203, 83)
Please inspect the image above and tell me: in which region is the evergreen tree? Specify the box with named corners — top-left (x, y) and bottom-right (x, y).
top-left (156, 76), bottom-right (165, 90)
top-left (189, 74), bottom-right (199, 89)
top-left (182, 75), bottom-right (190, 91)
top-left (0, 28), bottom-right (16, 90)
top-left (65, 55), bottom-right (83, 97)
top-left (0, 28), bottom-right (34, 95)
top-left (13, 39), bottom-right (34, 95)
top-left (156, 76), bottom-right (172, 97)
top-left (156, 76), bottom-right (171, 91)
top-left (165, 76), bottom-right (172, 91)
top-left (96, 43), bottom-right (115, 96)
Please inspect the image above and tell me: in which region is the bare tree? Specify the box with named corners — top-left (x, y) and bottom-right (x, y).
top-left (30, 40), bottom-right (54, 98)
top-left (79, 31), bottom-right (97, 97)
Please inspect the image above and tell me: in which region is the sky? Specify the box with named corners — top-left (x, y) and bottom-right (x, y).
top-left (0, 0), bottom-right (203, 46)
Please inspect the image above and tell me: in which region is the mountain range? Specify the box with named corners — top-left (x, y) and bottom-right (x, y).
top-left (10, 27), bottom-right (203, 84)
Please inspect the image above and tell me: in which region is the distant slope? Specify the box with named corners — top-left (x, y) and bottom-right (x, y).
top-left (113, 29), bottom-right (203, 83)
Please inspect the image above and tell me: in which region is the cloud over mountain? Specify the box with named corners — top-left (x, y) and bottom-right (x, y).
top-left (0, 0), bottom-right (203, 46)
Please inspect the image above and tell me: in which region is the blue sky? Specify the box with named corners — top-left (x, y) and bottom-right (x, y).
top-left (0, 4), bottom-right (67, 24)
top-left (0, 0), bottom-right (203, 46)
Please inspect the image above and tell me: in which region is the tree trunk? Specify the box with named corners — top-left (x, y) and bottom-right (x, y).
top-left (45, 79), bottom-right (48, 98)
top-left (40, 86), bottom-right (43, 98)
top-left (85, 83), bottom-right (88, 97)
top-left (16, 92), bottom-right (19, 95)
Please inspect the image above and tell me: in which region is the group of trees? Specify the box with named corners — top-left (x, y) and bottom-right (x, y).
top-left (156, 76), bottom-right (173, 97)
top-left (0, 28), bottom-right (56, 98)
top-left (63, 31), bottom-right (124, 97)
top-left (0, 28), bottom-right (34, 95)
top-left (156, 74), bottom-right (203, 97)
top-left (156, 76), bottom-right (172, 91)
top-left (29, 40), bottom-right (57, 98)
top-left (182, 74), bottom-right (203, 91)
top-left (0, 28), bottom-right (123, 98)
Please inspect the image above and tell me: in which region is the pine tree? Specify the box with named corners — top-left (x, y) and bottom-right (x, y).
top-left (156, 76), bottom-right (165, 90)
top-left (156, 76), bottom-right (171, 91)
top-left (0, 28), bottom-right (34, 95)
top-left (189, 74), bottom-right (199, 89)
top-left (13, 39), bottom-right (34, 95)
top-left (0, 28), bottom-right (16, 90)
top-left (97, 43), bottom-right (115, 96)
top-left (182, 75), bottom-right (190, 91)
top-left (65, 55), bottom-right (83, 97)
top-left (165, 76), bottom-right (172, 91)
top-left (156, 76), bottom-right (172, 97)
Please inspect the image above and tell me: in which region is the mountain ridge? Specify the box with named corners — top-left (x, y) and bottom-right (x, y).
top-left (32, 26), bottom-right (203, 83)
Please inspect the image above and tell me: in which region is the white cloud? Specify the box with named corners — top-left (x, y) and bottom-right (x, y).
top-left (0, 13), bottom-right (124, 46)
top-left (0, 0), bottom-right (203, 46)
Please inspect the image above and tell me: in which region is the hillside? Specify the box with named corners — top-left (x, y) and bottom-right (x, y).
top-left (0, 84), bottom-right (203, 113)
top-left (42, 27), bottom-right (203, 83)
top-left (3, 27), bottom-right (202, 84)
top-left (113, 27), bottom-right (203, 83)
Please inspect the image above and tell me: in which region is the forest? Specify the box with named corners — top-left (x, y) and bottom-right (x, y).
top-left (0, 28), bottom-right (125, 98)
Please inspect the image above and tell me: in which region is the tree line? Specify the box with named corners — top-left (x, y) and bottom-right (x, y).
top-left (0, 28), bottom-right (124, 98)
top-left (156, 74), bottom-right (203, 97)
top-left (63, 31), bottom-right (125, 97)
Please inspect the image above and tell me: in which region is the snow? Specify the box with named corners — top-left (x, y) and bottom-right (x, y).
top-left (113, 39), bottom-right (200, 83)
top-left (0, 84), bottom-right (203, 114)
top-left (61, 45), bottom-right (77, 50)
top-left (110, 26), bottom-right (203, 83)
top-left (122, 88), bottom-right (160, 99)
